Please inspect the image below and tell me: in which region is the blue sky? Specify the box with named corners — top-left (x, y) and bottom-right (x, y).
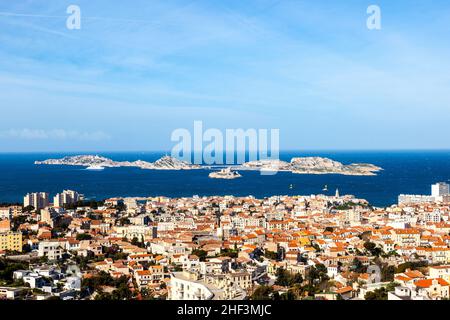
top-left (0, 0), bottom-right (450, 152)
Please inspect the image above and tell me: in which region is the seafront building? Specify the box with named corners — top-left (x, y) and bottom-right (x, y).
top-left (23, 192), bottom-right (49, 210)
top-left (53, 190), bottom-right (81, 208)
top-left (432, 182), bottom-right (450, 200)
top-left (399, 182), bottom-right (450, 205)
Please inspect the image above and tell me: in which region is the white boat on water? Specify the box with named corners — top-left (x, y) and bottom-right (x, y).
top-left (86, 165), bottom-right (105, 170)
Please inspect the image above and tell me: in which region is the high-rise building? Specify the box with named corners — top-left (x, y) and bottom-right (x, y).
top-left (53, 190), bottom-right (81, 208)
top-left (23, 192), bottom-right (49, 210)
top-left (432, 182), bottom-right (450, 198)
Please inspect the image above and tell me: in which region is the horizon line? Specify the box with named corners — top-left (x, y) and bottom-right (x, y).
top-left (1, 148), bottom-right (450, 154)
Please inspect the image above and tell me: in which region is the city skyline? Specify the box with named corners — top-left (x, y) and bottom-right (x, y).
top-left (1, 0), bottom-right (450, 152)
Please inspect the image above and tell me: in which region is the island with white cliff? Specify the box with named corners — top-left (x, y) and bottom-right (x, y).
top-left (34, 155), bottom-right (201, 170)
top-left (209, 167), bottom-right (242, 179)
top-left (242, 157), bottom-right (382, 176)
top-left (35, 155), bottom-right (382, 176)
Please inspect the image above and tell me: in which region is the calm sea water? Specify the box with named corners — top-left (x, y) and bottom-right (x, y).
top-left (0, 151), bottom-right (450, 207)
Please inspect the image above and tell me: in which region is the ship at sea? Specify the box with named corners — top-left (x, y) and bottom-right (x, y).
top-left (209, 167), bottom-right (242, 179)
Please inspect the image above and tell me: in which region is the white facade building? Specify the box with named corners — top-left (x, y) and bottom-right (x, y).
top-left (24, 192), bottom-right (49, 210)
top-left (169, 272), bottom-right (215, 300)
top-left (432, 182), bottom-right (450, 198)
top-left (38, 241), bottom-right (64, 260)
top-left (53, 190), bottom-right (81, 208)
top-left (0, 207), bottom-right (12, 220)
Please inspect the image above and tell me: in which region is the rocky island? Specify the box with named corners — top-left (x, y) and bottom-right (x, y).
top-left (35, 155), bottom-right (201, 170)
top-left (242, 157), bottom-right (382, 176)
top-left (209, 167), bottom-right (242, 179)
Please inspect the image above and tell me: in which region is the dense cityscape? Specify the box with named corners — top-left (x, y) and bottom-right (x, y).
top-left (1, 182), bottom-right (450, 301)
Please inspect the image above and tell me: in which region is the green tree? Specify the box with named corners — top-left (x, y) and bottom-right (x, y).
top-left (307, 264), bottom-right (329, 286)
top-left (191, 249), bottom-right (208, 262)
top-left (251, 286), bottom-right (274, 300)
top-left (275, 268), bottom-right (303, 287)
top-left (0, 259), bottom-right (29, 283)
top-left (76, 233), bottom-right (92, 241)
top-left (350, 258), bottom-right (366, 273)
top-left (264, 250), bottom-right (278, 260)
top-left (364, 287), bottom-right (388, 300)
top-left (23, 205), bottom-right (35, 212)
top-left (364, 242), bottom-right (383, 257)
top-left (275, 268), bottom-right (291, 287)
top-left (279, 290), bottom-right (296, 300)
top-left (381, 265), bottom-right (396, 282)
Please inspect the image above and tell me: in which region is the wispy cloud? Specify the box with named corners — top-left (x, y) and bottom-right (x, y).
top-left (0, 129), bottom-right (111, 141)
top-left (1, 0), bottom-right (450, 151)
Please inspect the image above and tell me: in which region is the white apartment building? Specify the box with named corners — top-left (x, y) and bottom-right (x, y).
top-left (24, 192), bottom-right (49, 210)
top-left (0, 207), bottom-right (12, 220)
top-left (114, 224), bottom-right (153, 241)
top-left (429, 266), bottom-right (450, 283)
top-left (399, 183), bottom-right (450, 205)
top-left (425, 210), bottom-right (442, 223)
top-left (169, 272), bottom-right (215, 300)
top-left (345, 210), bottom-right (362, 225)
top-left (53, 190), bottom-right (81, 208)
top-left (124, 198), bottom-right (138, 212)
top-left (432, 182), bottom-right (450, 198)
top-left (38, 241), bottom-right (64, 260)
top-left (1, 206), bottom-right (22, 218)
top-left (398, 194), bottom-right (435, 205)
top-left (388, 286), bottom-right (430, 301)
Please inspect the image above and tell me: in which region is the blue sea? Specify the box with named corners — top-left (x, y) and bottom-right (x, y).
top-left (1, 151), bottom-right (450, 207)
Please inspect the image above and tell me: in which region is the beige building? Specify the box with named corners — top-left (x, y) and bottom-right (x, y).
top-left (40, 208), bottom-right (55, 227)
top-left (413, 278), bottom-right (450, 300)
top-left (391, 229), bottom-right (421, 247)
top-left (429, 266), bottom-right (450, 283)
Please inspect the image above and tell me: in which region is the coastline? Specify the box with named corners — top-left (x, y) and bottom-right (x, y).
top-left (1, 150), bottom-right (449, 207)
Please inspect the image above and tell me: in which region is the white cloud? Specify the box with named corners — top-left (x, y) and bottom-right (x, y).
top-left (0, 129), bottom-right (111, 141)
